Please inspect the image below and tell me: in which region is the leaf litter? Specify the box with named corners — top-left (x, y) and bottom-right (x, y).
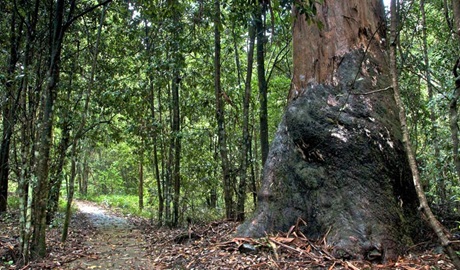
top-left (1, 202), bottom-right (458, 269)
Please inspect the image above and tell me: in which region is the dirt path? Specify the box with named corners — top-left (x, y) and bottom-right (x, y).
top-left (64, 201), bottom-right (153, 270)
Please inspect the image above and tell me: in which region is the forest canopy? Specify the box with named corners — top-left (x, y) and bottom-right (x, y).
top-left (1, 0), bottom-right (460, 265)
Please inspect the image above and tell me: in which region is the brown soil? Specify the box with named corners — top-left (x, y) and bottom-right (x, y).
top-left (1, 200), bottom-right (458, 269)
top-left (63, 201), bottom-right (153, 269)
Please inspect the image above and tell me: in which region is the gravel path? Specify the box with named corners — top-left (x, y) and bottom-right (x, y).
top-left (64, 201), bottom-right (153, 270)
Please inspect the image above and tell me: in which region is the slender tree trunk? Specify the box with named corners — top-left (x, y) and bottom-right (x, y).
top-left (159, 84), bottom-right (166, 225)
top-left (256, 3), bottom-right (269, 166)
top-left (237, 22), bottom-right (256, 221)
top-left (46, 120), bottom-right (70, 224)
top-left (214, 0), bottom-right (233, 219)
top-left (31, 0), bottom-right (68, 257)
top-left (46, 55), bottom-right (75, 224)
top-left (0, 93), bottom-right (13, 213)
top-left (61, 142), bottom-right (77, 242)
top-left (161, 0), bottom-right (183, 228)
top-left (443, 0), bottom-right (453, 31)
top-left (81, 153), bottom-right (89, 196)
top-left (249, 137), bottom-right (257, 207)
top-left (0, 1), bottom-right (24, 213)
top-left (18, 80), bottom-right (35, 265)
top-left (251, 115), bottom-right (260, 207)
top-left (390, 0), bottom-right (460, 268)
top-left (172, 121), bottom-right (180, 226)
top-left (154, 142), bottom-right (163, 224)
top-left (61, 3), bottom-right (107, 242)
top-left (165, 82), bottom-right (173, 224)
top-left (139, 149), bottom-right (144, 210)
top-left (148, 78), bottom-right (164, 225)
top-left (18, 8), bottom-right (39, 260)
top-left (171, 75), bottom-right (181, 226)
top-left (451, 0), bottom-right (460, 183)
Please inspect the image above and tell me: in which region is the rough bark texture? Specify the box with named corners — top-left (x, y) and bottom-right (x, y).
top-left (238, 0), bottom-right (420, 261)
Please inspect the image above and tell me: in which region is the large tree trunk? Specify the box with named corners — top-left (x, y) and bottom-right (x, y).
top-left (238, 0), bottom-right (420, 261)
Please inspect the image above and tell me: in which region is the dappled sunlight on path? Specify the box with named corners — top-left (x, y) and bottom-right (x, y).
top-left (75, 201), bottom-right (131, 230)
top-left (64, 201), bottom-right (152, 270)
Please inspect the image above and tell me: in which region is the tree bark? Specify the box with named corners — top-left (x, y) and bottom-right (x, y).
top-left (16, 1), bottom-right (41, 261)
top-left (46, 46), bottom-right (76, 224)
top-left (31, 0), bottom-right (68, 257)
top-left (256, 3), bottom-right (269, 166)
top-left (139, 149), bottom-right (144, 210)
top-left (0, 7), bottom-right (22, 212)
top-left (449, 93), bottom-right (460, 180)
top-left (237, 21), bottom-right (256, 221)
top-left (451, 0), bottom-right (460, 183)
top-left (46, 118), bottom-right (70, 225)
top-left (214, 0), bottom-right (233, 219)
top-left (171, 74), bottom-right (181, 226)
top-left (239, 0), bottom-right (420, 261)
top-left (79, 151), bottom-right (89, 196)
top-left (31, 0), bottom-right (112, 256)
top-left (148, 77), bottom-right (164, 224)
top-left (61, 142), bottom-right (76, 242)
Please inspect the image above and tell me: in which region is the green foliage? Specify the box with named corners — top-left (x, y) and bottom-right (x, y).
top-left (7, 195), bottom-right (20, 210)
top-left (86, 194), bottom-right (151, 218)
top-left (10, 0), bottom-right (460, 233)
top-left (398, 0), bottom-right (460, 215)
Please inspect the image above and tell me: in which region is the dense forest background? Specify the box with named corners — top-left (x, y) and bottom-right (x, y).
top-left (1, 0), bottom-right (460, 263)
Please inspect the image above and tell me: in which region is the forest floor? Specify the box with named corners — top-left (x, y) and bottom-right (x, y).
top-left (0, 200), bottom-right (458, 269)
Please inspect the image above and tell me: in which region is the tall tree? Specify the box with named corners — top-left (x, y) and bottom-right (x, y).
top-left (62, 3), bottom-right (108, 242)
top-left (31, 0), bottom-right (69, 257)
top-left (237, 19), bottom-right (256, 221)
top-left (138, 146), bottom-right (144, 210)
top-left (450, 0), bottom-right (460, 182)
top-left (214, 0), bottom-right (233, 219)
top-left (0, 3), bottom-right (22, 212)
top-left (239, 0), bottom-right (420, 261)
top-left (171, 0), bottom-right (183, 227)
top-left (28, 0), bottom-right (112, 258)
top-left (256, 1), bottom-right (269, 165)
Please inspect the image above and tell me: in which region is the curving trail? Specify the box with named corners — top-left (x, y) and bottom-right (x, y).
top-left (64, 201), bottom-right (152, 270)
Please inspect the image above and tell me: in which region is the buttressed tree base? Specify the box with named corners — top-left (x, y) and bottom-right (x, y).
top-left (238, 0), bottom-right (421, 261)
